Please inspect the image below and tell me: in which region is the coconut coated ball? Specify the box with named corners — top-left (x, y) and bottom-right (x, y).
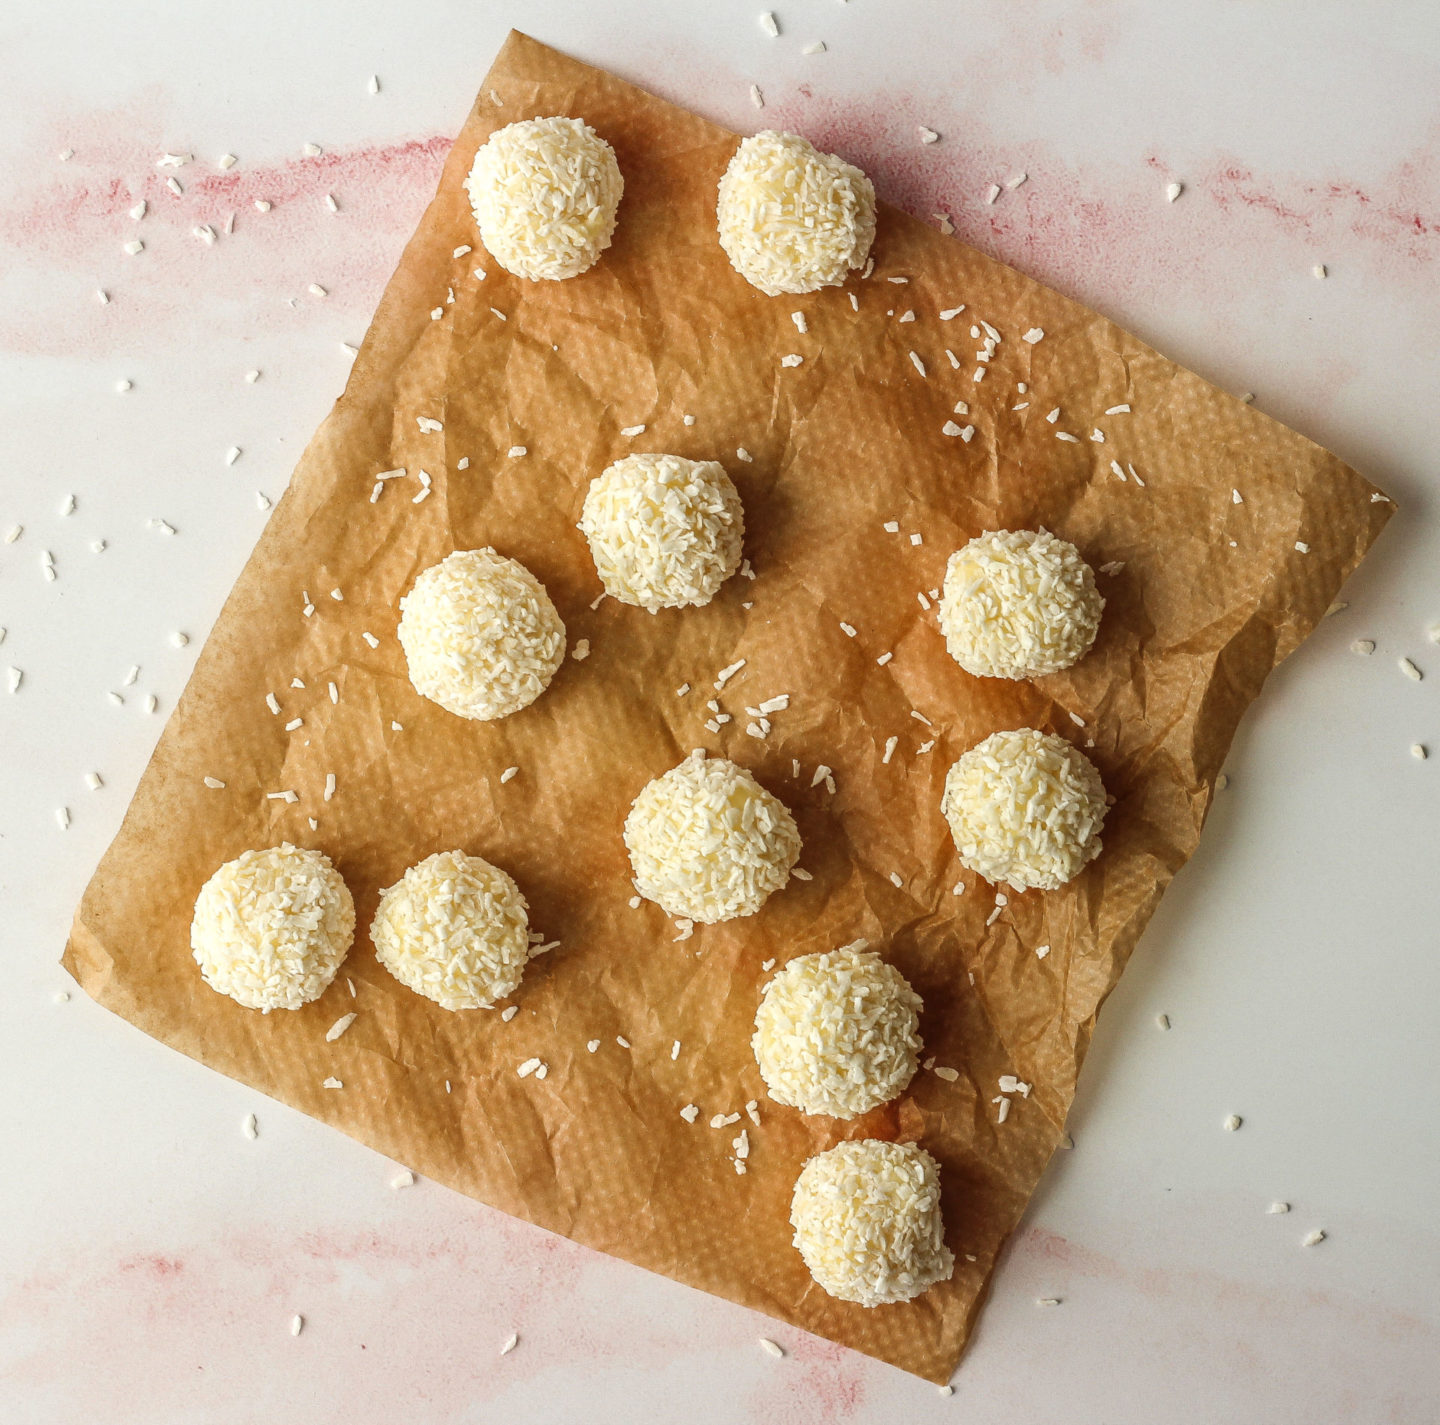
top-left (790, 1139), bottom-right (956, 1307)
top-left (717, 131), bottom-right (876, 296)
top-left (398, 548), bottom-right (566, 722)
top-left (939, 528), bottom-right (1104, 680)
top-left (941, 728), bottom-right (1107, 892)
top-left (191, 844), bottom-right (355, 1012)
top-left (753, 943), bottom-right (922, 1118)
top-left (580, 453), bottom-right (745, 611)
top-left (371, 850), bottom-right (531, 1010)
top-left (465, 116), bottom-right (623, 281)
top-left (623, 752), bottom-right (801, 923)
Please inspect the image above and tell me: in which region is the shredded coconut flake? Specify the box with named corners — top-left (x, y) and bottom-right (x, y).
top-left (326, 1012), bottom-right (357, 1042)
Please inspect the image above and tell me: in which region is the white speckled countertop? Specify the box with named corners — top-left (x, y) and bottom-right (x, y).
top-left (2, 3), bottom-right (1437, 1420)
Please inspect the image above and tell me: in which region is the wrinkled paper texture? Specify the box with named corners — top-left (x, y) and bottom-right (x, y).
top-left (65, 31), bottom-right (1392, 1383)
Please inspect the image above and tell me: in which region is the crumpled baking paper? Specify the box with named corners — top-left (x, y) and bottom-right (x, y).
top-left (64, 31), bottom-right (1392, 1383)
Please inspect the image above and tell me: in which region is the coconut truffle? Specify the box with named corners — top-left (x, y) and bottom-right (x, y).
top-left (191, 844), bottom-right (355, 1012)
top-left (464, 116), bottom-right (623, 281)
top-left (942, 728), bottom-right (1107, 892)
top-left (717, 131), bottom-right (877, 296)
top-left (753, 943), bottom-right (922, 1119)
top-left (580, 454), bottom-right (744, 612)
top-left (371, 850), bottom-right (530, 1011)
top-left (624, 752), bottom-right (801, 923)
top-left (398, 548), bottom-right (565, 721)
top-left (791, 1140), bottom-right (956, 1307)
top-left (939, 528), bottom-right (1104, 680)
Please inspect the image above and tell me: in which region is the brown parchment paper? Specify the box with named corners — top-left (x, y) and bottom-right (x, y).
top-left (64, 31), bottom-right (1392, 1383)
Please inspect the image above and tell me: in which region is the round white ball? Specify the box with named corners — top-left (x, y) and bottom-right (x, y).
top-left (398, 548), bottom-right (566, 721)
top-left (753, 943), bottom-right (922, 1119)
top-left (790, 1139), bottom-right (956, 1307)
top-left (939, 528), bottom-right (1104, 680)
top-left (191, 843), bottom-right (355, 1012)
top-left (371, 850), bottom-right (531, 1011)
top-left (624, 752), bottom-right (801, 923)
top-left (465, 116), bottom-right (623, 281)
top-left (942, 728), bottom-right (1107, 892)
top-left (717, 130), bottom-right (877, 296)
top-left (580, 453), bottom-right (744, 611)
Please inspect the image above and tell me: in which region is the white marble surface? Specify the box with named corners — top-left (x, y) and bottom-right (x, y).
top-left (2, 3), bottom-right (1438, 1420)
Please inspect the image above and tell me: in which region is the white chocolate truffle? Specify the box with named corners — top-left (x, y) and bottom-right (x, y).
top-left (624, 752), bottom-right (801, 923)
top-left (398, 548), bottom-right (565, 721)
top-left (717, 131), bottom-right (877, 296)
top-left (465, 116), bottom-right (623, 281)
top-left (753, 943), bottom-right (922, 1118)
top-left (790, 1140), bottom-right (956, 1307)
top-left (371, 850), bottom-right (530, 1010)
top-left (191, 844), bottom-right (354, 1012)
top-left (942, 728), bottom-right (1107, 892)
top-left (580, 454), bottom-right (744, 611)
top-left (940, 529), bottom-right (1103, 679)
